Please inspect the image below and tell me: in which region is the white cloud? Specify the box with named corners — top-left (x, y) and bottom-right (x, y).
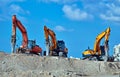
top-left (100, 3), bottom-right (120, 22)
top-left (9, 4), bottom-right (30, 15)
top-left (38, 0), bottom-right (120, 23)
top-left (80, 0), bottom-right (120, 23)
top-left (0, 0), bottom-right (29, 21)
top-left (106, 3), bottom-right (120, 16)
top-left (54, 25), bottom-right (74, 32)
top-left (100, 14), bottom-right (120, 22)
top-left (62, 5), bottom-right (92, 21)
top-left (54, 25), bottom-right (66, 31)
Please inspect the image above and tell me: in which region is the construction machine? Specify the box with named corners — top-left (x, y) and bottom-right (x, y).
top-left (82, 27), bottom-right (110, 61)
top-left (44, 26), bottom-right (68, 57)
top-left (11, 15), bottom-right (42, 55)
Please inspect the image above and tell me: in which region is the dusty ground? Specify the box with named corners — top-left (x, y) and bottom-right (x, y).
top-left (0, 52), bottom-right (120, 77)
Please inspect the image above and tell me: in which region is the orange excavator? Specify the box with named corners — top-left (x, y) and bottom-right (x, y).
top-left (82, 27), bottom-right (111, 61)
top-left (44, 26), bottom-right (68, 57)
top-left (11, 15), bottom-right (42, 55)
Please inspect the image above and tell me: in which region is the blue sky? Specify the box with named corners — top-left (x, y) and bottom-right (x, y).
top-left (0, 0), bottom-right (120, 58)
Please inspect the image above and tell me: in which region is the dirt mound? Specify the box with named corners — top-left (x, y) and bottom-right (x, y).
top-left (0, 52), bottom-right (120, 77)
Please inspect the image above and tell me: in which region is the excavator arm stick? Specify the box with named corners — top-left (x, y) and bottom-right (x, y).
top-left (12, 15), bottom-right (28, 53)
top-left (93, 31), bottom-right (106, 55)
top-left (44, 26), bottom-right (57, 56)
top-left (11, 19), bottom-right (16, 53)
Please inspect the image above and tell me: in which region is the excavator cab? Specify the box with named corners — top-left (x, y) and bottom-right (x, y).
top-left (50, 40), bottom-right (67, 57)
top-left (82, 49), bottom-right (94, 58)
top-left (16, 40), bottom-right (42, 55)
top-left (57, 40), bottom-right (65, 52)
top-left (82, 47), bottom-right (98, 60)
top-left (82, 47), bottom-right (104, 61)
top-left (83, 45), bottom-right (108, 61)
top-left (56, 40), bottom-right (68, 57)
top-left (100, 46), bottom-right (105, 56)
top-left (28, 40), bottom-right (42, 55)
top-left (28, 40), bottom-right (36, 49)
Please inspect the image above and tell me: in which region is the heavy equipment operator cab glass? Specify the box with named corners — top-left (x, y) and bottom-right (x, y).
top-left (28, 40), bottom-right (36, 49)
top-left (100, 45), bottom-right (105, 56)
top-left (57, 40), bottom-right (65, 51)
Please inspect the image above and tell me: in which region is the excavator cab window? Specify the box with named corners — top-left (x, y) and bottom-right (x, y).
top-left (28, 40), bottom-right (36, 49)
top-left (100, 45), bottom-right (105, 56)
top-left (57, 40), bottom-right (65, 51)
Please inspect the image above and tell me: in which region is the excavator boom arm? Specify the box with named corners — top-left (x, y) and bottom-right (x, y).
top-left (48, 29), bottom-right (57, 50)
top-left (93, 31), bottom-right (106, 55)
top-left (44, 26), bottom-right (57, 51)
top-left (11, 19), bottom-right (17, 53)
top-left (44, 26), bottom-right (49, 43)
top-left (93, 27), bottom-right (111, 55)
top-left (12, 15), bottom-right (28, 49)
top-left (105, 27), bottom-right (110, 44)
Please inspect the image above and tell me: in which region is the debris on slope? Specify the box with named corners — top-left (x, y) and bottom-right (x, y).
top-left (0, 52), bottom-right (120, 77)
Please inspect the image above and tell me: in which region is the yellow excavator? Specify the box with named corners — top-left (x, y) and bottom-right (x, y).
top-left (82, 27), bottom-right (110, 61)
top-left (44, 26), bottom-right (68, 57)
